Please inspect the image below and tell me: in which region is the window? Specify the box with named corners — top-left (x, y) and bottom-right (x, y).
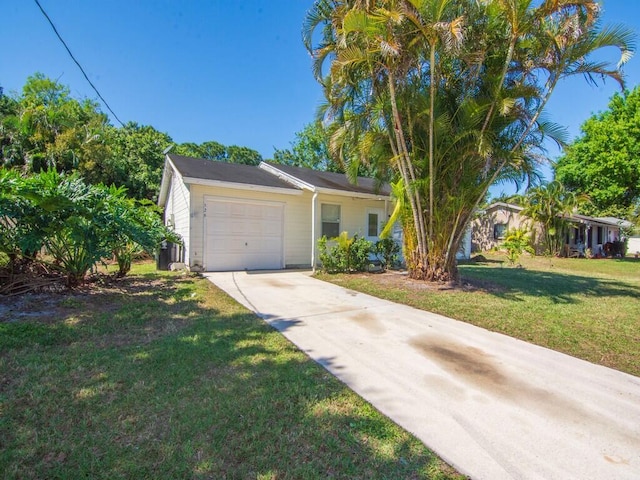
top-left (321, 204), bottom-right (340, 238)
top-left (493, 223), bottom-right (507, 240)
top-left (368, 213), bottom-right (379, 237)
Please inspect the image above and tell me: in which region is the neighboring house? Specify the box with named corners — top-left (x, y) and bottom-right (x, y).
top-left (472, 202), bottom-right (631, 256)
top-left (471, 203), bottom-right (533, 252)
top-left (158, 154), bottom-right (392, 271)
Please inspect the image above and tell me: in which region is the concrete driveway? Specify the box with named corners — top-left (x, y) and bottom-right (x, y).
top-left (204, 270), bottom-right (640, 480)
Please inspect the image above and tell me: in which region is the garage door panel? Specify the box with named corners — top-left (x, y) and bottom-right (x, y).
top-left (204, 199), bottom-right (283, 271)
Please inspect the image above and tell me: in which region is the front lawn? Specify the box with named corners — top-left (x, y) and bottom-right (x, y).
top-left (318, 254), bottom-right (640, 377)
top-left (0, 264), bottom-right (463, 479)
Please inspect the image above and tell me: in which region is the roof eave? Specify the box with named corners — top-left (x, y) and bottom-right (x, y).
top-left (182, 176), bottom-right (302, 196)
top-left (259, 162), bottom-right (315, 191)
top-left (158, 156), bottom-right (178, 207)
top-left (315, 186), bottom-right (390, 200)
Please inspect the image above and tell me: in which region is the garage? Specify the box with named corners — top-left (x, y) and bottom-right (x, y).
top-left (204, 198), bottom-right (284, 271)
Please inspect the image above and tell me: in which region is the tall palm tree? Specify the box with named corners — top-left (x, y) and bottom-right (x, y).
top-left (304, 0), bottom-right (634, 281)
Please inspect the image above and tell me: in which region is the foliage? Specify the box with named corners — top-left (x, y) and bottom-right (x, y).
top-left (305, 0), bottom-right (634, 282)
top-left (1, 74), bottom-right (266, 201)
top-left (0, 73), bottom-right (110, 174)
top-left (0, 169), bottom-right (178, 286)
top-left (273, 121), bottom-right (345, 172)
top-left (98, 122), bottom-right (173, 200)
top-left (175, 141), bottom-right (263, 166)
top-left (522, 181), bottom-right (587, 256)
top-left (501, 227), bottom-right (534, 266)
top-left (555, 86), bottom-right (640, 219)
top-left (374, 238), bottom-right (401, 271)
top-left (318, 232), bottom-right (373, 273)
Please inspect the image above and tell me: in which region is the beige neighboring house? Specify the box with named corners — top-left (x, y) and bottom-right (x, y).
top-left (157, 154), bottom-right (393, 271)
top-left (472, 202), bottom-right (632, 257)
top-left (471, 203), bottom-right (533, 252)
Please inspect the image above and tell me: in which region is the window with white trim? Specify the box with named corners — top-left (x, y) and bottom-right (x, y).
top-left (321, 204), bottom-right (340, 238)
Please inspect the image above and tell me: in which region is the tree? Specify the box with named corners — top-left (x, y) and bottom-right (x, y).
top-left (175, 141), bottom-right (226, 161)
top-left (175, 141), bottom-right (263, 165)
top-left (273, 121), bottom-right (342, 171)
top-left (0, 73), bottom-right (110, 175)
top-left (304, 0), bottom-right (633, 281)
top-left (103, 122), bottom-right (173, 200)
top-left (555, 87), bottom-right (640, 219)
top-left (522, 181), bottom-right (587, 256)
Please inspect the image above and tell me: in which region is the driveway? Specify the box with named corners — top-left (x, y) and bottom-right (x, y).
top-left (204, 270), bottom-right (640, 480)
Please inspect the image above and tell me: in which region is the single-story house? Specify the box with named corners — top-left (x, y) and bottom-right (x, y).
top-left (157, 154), bottom-right (393, 271)
top-left (472, 202), bottom-right (632, 256)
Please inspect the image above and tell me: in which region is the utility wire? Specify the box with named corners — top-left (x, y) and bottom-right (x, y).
top-left (34, 0), bottom-right (125, 127)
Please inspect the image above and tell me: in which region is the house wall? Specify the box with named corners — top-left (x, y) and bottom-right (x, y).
top-left (182, 184), bottom-right (390, 270)
top-left (628, 236), bottom-right (640, 256)
top-left (471, 206), bottom-right (533, 252)
top-left (315, 192), bottom-right (389, 240)
top-left (165, 173), bottom-right (191, 264)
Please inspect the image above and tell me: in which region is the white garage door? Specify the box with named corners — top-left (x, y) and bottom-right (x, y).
top-left (204, 199), bottom-right (284, 271)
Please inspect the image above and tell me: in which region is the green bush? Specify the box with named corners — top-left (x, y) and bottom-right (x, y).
top-left (502, 227), bottom-right (535, 266)
top-left (318, 232), bottom-right (373, 273)
top-left (374, 238), bottom-right (400, 271)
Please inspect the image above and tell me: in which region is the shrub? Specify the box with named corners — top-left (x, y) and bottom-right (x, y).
top-left (374, 238), bottom-right (400, 271)
top-left (318, 232), bottom-right (373, 273)
top-left (502, 227), bottom-right (535, 266)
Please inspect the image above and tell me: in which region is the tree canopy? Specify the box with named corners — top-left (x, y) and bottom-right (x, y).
top-left (555, 86), bottom-right (640, 219)
top-left (305, 0), bottom-right (634, 281)
top-left (0, 74), bottom-right (265, 200)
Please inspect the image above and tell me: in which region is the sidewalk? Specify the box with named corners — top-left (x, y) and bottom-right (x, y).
top-left (205, 270), bottom-right (640, 480)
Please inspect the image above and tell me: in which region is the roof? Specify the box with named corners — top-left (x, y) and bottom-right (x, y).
top-left (570, 214), bottom-right (633, 229)
top-left (167, 154), bottom-right (299, 190)
top-left (264, 162), bottom-right (391, 196)
top-left (485, 202), bottom-right (525, 212)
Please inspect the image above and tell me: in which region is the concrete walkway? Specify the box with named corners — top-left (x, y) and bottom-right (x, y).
top-left (204, 270), bottom-right (640, 480)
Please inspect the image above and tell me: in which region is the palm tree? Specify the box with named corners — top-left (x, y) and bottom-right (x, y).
top-left (522, 180), bottom-right (588, 256)
top-left (304, 0), bottom-right (634, 281)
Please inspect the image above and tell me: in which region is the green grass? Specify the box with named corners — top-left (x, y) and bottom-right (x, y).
top-left (0, 264), bottom-right (463, 479)
top-left (318, 254), bottom-right (640, 377)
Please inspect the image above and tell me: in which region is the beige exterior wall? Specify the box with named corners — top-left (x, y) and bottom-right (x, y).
top-left (471, 204), bottom-right (536, 253)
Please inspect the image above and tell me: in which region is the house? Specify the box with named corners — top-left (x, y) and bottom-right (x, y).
top-left (472, 202), bottom-right (632, 256)
top-left (157, 154), bottom-right (392, 271)
top-left (471, 202), bottom-right (531, 252)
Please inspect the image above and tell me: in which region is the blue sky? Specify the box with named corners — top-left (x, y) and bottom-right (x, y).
top-left (2, 1), bottom-right (639, 190)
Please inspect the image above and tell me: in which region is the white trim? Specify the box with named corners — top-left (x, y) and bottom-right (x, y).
top-left (365, 207), bottom-right (384, 241)
top-left (183, 176), bottom-right (302, 196)
top-left (260, 162), bottom-right (391, 200)
top-left (315, 186), bottom-right (389, 201)
top-left (259, 162), bottom-right (315, 191)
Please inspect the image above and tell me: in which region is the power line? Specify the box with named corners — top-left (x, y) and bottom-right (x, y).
top-left (34, 0), bottom-right (125, 127)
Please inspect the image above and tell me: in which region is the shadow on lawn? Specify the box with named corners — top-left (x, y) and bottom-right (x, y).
top-left (460, 265), bottom-right (640, 304)
top-left (1, 273), bottom-right (461, 480)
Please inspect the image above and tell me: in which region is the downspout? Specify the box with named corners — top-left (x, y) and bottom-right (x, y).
top-left (311, 191), bottom-right (319, 271)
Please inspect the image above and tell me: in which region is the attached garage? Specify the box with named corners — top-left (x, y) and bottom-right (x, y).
top-left (158, 154), bottom-right (392, 272)
top-left (204, 198), bottom-right (284, 271)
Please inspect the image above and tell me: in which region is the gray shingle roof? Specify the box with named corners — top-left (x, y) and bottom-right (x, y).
top-left (266, 162), bottom-right (391, 196)
top-left (168, 154), bottom-right (299, 190)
